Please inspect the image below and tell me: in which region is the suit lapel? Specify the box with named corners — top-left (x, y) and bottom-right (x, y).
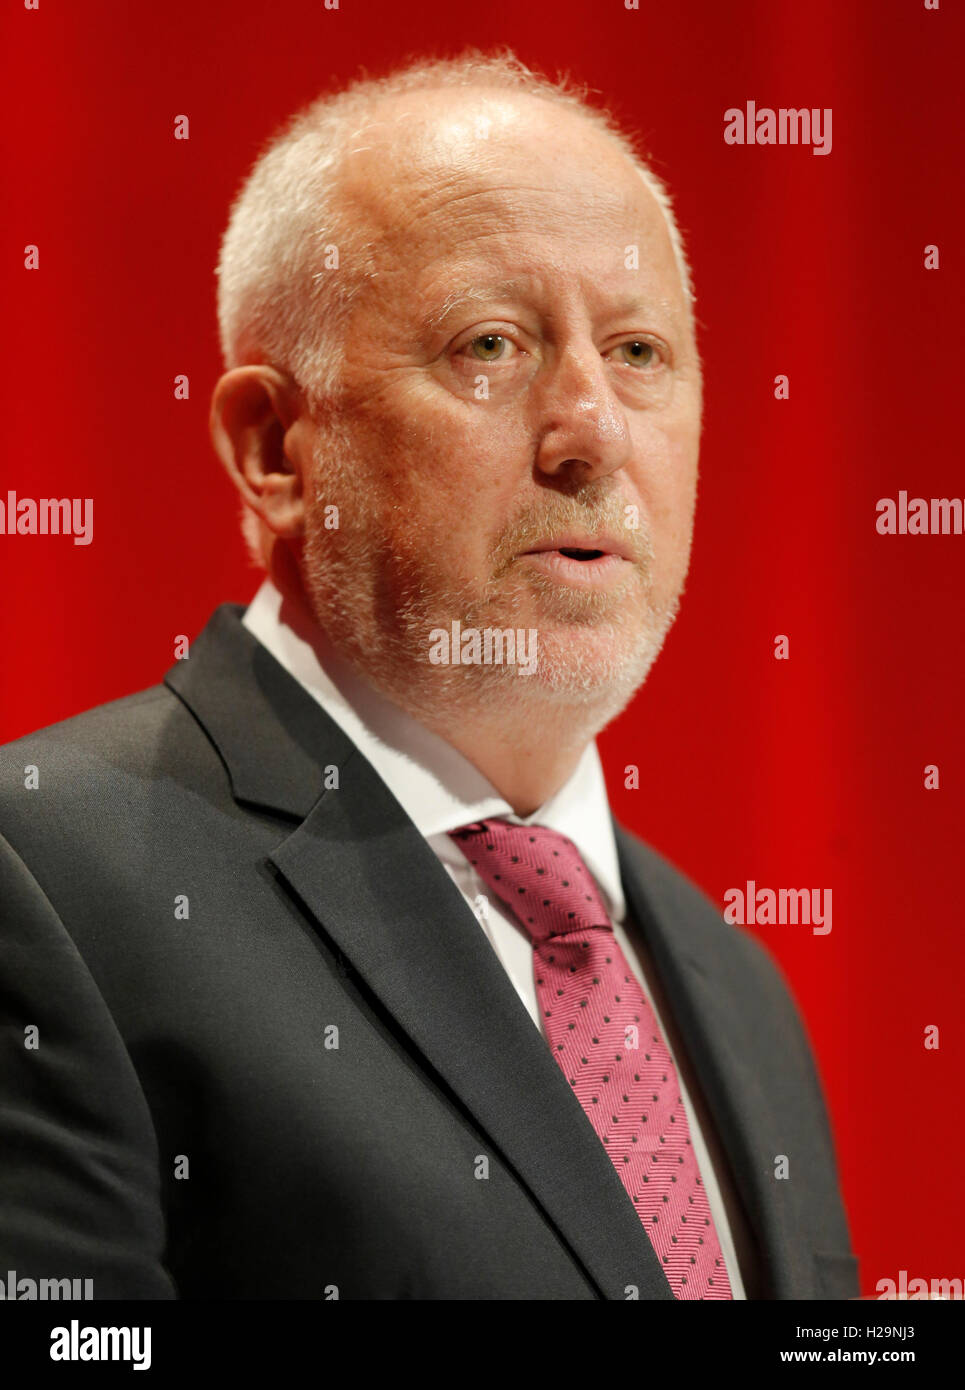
top-left (270, 775), bottom-right (677, 1302)
top-left (614, 825), bottom-right (813, 1298)
top-left (165, 605), bottom-right (674, 1301)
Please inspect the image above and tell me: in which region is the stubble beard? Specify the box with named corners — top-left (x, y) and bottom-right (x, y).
top-left (300, 424), bottom-right (687, 746)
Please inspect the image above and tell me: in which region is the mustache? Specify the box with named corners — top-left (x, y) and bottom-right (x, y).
top-left (489, 485), bottom-right (652, 576)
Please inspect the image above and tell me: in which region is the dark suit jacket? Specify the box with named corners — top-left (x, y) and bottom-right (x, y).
top-left (0, 602), bottom-right (858, 1300)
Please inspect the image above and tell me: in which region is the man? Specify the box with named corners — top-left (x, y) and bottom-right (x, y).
top-left (0, 51), bottom-right (858, 1300)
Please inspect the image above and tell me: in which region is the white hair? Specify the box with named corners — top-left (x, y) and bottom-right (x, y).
top-left (215, 48), bottom-right (697, 568)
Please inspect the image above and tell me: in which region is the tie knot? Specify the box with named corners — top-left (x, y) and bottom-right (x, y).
top-left (449, 819), bottom-right (613, 943)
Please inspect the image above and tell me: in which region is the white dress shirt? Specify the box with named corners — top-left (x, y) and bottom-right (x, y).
top-left (242, 576), bottom-right (746, 1298)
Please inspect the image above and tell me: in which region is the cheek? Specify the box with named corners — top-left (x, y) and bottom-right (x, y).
top-left (630, 420), bottom-right (699, 572)
top-left (355, 391), bottom-right (529, 535)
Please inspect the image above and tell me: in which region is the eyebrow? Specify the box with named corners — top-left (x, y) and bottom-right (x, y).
top-left (421, 278), bottom-right (536, 335)
top-left (420, 279), bottom-right (681, 338)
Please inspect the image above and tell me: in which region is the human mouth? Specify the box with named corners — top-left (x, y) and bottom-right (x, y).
top-left (517, 534), bottom-right (634, 588)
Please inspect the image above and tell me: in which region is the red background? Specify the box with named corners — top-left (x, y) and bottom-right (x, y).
top-left (2, 0), bottom-right (962, 1297)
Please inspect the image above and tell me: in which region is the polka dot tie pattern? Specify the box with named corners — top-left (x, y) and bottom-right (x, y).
top-left (449, 818), bottom-right (733, 1300)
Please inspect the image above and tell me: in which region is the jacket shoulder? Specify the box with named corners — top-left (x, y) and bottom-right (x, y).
top-left (0, 680), bottom-right (217, 844)
top-left (0, 681), bottom-right (183, 772)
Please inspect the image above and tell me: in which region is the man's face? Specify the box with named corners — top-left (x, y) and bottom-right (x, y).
top-left (299, 88), bottom-right (702, 726)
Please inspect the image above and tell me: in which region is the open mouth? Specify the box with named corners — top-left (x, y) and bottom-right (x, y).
top-left (519, 531), bottom-right (632, 565)
top-left (556, 547), bottom-right (606, 562)
top-left (516, 540), bottom-right (630, 589)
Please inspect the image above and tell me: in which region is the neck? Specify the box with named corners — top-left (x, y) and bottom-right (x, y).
top-left (268, 545), bottom-right (598, 815)
top-left (413, 707), bottom-right (591, 816)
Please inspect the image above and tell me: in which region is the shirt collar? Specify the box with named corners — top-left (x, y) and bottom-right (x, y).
top-left (241, 577), bottom-right (626, 923)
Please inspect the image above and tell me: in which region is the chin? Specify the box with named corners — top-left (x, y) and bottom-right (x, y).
top-left (495, 626), bottom-right (667, 716)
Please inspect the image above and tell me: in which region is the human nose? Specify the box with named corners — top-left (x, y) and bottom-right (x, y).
top-left (532, 342), bottom-right (633, 483)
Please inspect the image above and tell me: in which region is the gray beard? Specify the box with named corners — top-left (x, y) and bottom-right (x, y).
top-left (299, 429), bottom-right (686, 743)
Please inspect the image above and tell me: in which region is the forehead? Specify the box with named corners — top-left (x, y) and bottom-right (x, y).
top-left (334, 88), bottom-right (683, 305)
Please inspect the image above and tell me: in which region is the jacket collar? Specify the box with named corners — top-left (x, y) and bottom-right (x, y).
top-left (165, 603), bottom-right (342, 818)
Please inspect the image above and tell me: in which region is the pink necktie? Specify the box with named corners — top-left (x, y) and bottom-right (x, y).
top-left (449, 818), bottom-right (734, 1300)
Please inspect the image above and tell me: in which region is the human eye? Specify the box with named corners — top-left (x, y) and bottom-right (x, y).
top-left (605, 337), bottom-right (668, 370)
top-left (455, 331), bottom-right (520, 364)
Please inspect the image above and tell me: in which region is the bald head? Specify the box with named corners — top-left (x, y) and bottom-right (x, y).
top-left (216, 52), bottom-right (696, 423)
top-left (336, 86), bottom-right (690, 329)
top-left (329, 83), bottom-right (697, 425)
